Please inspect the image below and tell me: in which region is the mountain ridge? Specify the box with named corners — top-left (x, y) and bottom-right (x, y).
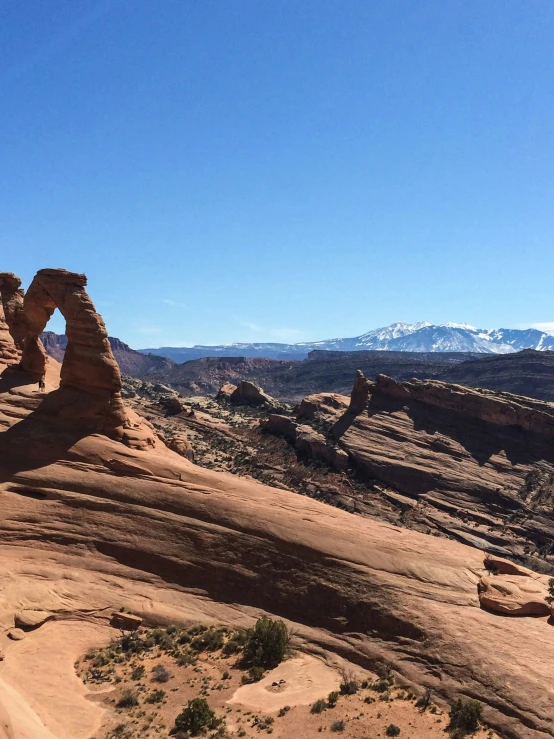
top-left (139, 321), bottom-right (554, 361)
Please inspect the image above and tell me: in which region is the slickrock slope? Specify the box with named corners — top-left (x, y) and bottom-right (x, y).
top-left (329, 373), bottom-right (554, 566)
top-left (1, 273), bottom-right (554, 738)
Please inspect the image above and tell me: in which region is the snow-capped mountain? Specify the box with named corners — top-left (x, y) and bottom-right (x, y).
top-left (139, 323), bottom-right (554, 363)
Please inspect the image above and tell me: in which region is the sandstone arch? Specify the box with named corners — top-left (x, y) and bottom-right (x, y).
top-left (19, 268), bottom-right (122, 394)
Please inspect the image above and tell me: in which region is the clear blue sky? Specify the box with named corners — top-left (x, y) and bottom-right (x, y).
top-left (2, 1), bottom-right (554, 347)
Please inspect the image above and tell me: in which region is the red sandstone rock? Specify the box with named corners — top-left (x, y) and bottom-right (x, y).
top-left (0, 272), bottom-right (26, 349)
top-left (478, 574), bottom-right (550, 616)
top-left (110, 612), bottom-right (142, 630)
top-left (216, 382), bottom-right (238, 400)
top-left (230, 380), bottom-right (277, 407)
top-left (167, 434), bottom-right (194, 461)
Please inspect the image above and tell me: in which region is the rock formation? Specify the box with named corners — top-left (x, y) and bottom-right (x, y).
top-left (1, 297), bottom-right (554, 737)
top-left (230, 380), bottom-right (277, 407)
top-left (0, 268), bottom-right (154, 445)
top-left (346, 369), bottom-right (374, 415)
top-left (0, 300), bottom-right (18, 365)
top-left (0, 272), bottom-right (26, 349)
top-left (216, 381), bottom-right (238, 400)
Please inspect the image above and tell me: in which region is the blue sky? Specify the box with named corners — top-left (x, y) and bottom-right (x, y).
top-left (2, 1), bottom-right (554, 347)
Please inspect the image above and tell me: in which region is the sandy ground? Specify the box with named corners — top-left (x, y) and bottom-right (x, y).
top-left (71, 624), bottom-right (498, 739)
top-left (0, 621), bottom-right (110, 739)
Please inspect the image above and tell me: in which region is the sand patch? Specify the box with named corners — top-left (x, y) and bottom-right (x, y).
top-left (0, 620), bottom-right (110, 739)
top-left (227, 655), bottom-right (340, 712)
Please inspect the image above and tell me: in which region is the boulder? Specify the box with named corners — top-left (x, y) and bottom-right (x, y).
top-left (263, 414), bottom-right (298, 442)
top-left (14, 610), bottom-right (51, 629)
top-left (7, 628), bottom-right (26, 641)
top-left (478, 574), bottom-right (550, 616)
top-left (484, 554), bottom-right (534, 577)
top-left (297, 393), bottom-right (350, 424)
top-left (216, 382), bottom-right (238, 400)
top-left (110, 612), bottom-right (142, 630)
top-left (230, 381), bottom-right (277, 408)
top-left (167, 434), bottom-right (194, 462)
top-left (160, 395), bottom-right (185, 416)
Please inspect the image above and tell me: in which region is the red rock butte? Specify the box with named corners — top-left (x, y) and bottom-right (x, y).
top-left (0, 268), bottom-right (553, 739)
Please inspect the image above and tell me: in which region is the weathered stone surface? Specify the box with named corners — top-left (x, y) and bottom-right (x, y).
top-left (263, 414), bottom-right (298, 442)
top-left (346, 369), bottom-right (374, 415)
top-left (295, 425), bottom-right (350, 471)
top-left (331, 373), bottom-right (554, 562)
top-left (216, 382), bottom-right (238, 400)
top-left (110, 612), bottom-right (142, 630)
top-left (478, 574), bottom-right (550, 616)
top-left (485, 554), bottom-right (533, 577)
top-left (14, 610), bottom-right (51, 629)
top-left (230, 380), bottom-right (277, 407)
top-left (159, 395), bottom-right (185, 416)
top-left (166, 434), bottom-right (194, 461)
top-left (0, 272), bottom-right (26, 349)
top-left (7, 628), bottom-right (26, 641)
top-left (297, 392), bottom-right (349, 425)
top-left (0, 299), bottom-right (18, 364)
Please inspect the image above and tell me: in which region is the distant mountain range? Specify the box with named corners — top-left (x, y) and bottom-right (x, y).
top-left (139, 322), bottom-right (554, 361)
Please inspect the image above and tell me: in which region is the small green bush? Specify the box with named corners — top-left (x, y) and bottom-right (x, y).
top-left (146, 689), bottom-right (166, 704)
top-left (130, 665), bottom-right (145, 681)
top-left (191, 628), bottom-right (225, 652)
top-left (242, 616), bottom-right (288, 669)
top-left (311, 699), bottom-right (327, 714)
top-left (327, 691), bottom-right (339, 708)
top-left (172, 698), bottom-right (217, 736)
top-left (116, 690), bottom-right (139, 708)
top-left (448, 698), bottom-right (482, 736)
top-left (386, 725), bottom-right (401, 736)
top-left (242, 666), bottom-right (265, 684)
top-left (152, 664), bottom-right (171, 683)
top-left (339, 679), bottom-right (359, 695)
top-left (331, 719), bottom-right (345, 732)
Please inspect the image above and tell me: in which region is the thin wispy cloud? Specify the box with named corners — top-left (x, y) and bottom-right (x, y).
top-left (528, 322), bottom-right (554, 335)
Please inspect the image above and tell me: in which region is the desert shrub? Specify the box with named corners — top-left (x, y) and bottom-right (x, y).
top-left (131, 665), bottom-right (145, 681)
top-left (415, 687), bottom-right (432, 711)
top-left (152, 664), bottom-right (171, 683)
top-left (223, 638), bottom-right (241, 655)
top-left (548, 578), bottom-right (554, 598)
top-left (386, 724), bottom-right (401, 736)
top-left (311, 699), bottom-right (327, 714)
top-left (166, 624), bottom-right (178, 634)
top-left (339, 679), bottom-right (359, 695)
top-left (278, 706), bottom-right (290, 717)
top-left (327, 691), bottom-right (339, 708)
top-left (191, 628), bottom-right (225, 652)
top-left (371, 678), bottom-right (391, 693)
top-left (172, 698), bottom-right (217, 736)
top-left (146, 689), bottom-right (166, 704)
top-left (187, 623), bottom-right (208, 636)
top-left (331, 719), bottom-right (345, 732)
top-left (116, 690), bottom-right (139, 708)
top-left (176, 649), bottom-right (197, 667)
top-left (448, 699), bottom-right (482, 736)
top-left (242, 666), bottom-right (265, 684)
top-left (242, 616), bottom-right (288, 669)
